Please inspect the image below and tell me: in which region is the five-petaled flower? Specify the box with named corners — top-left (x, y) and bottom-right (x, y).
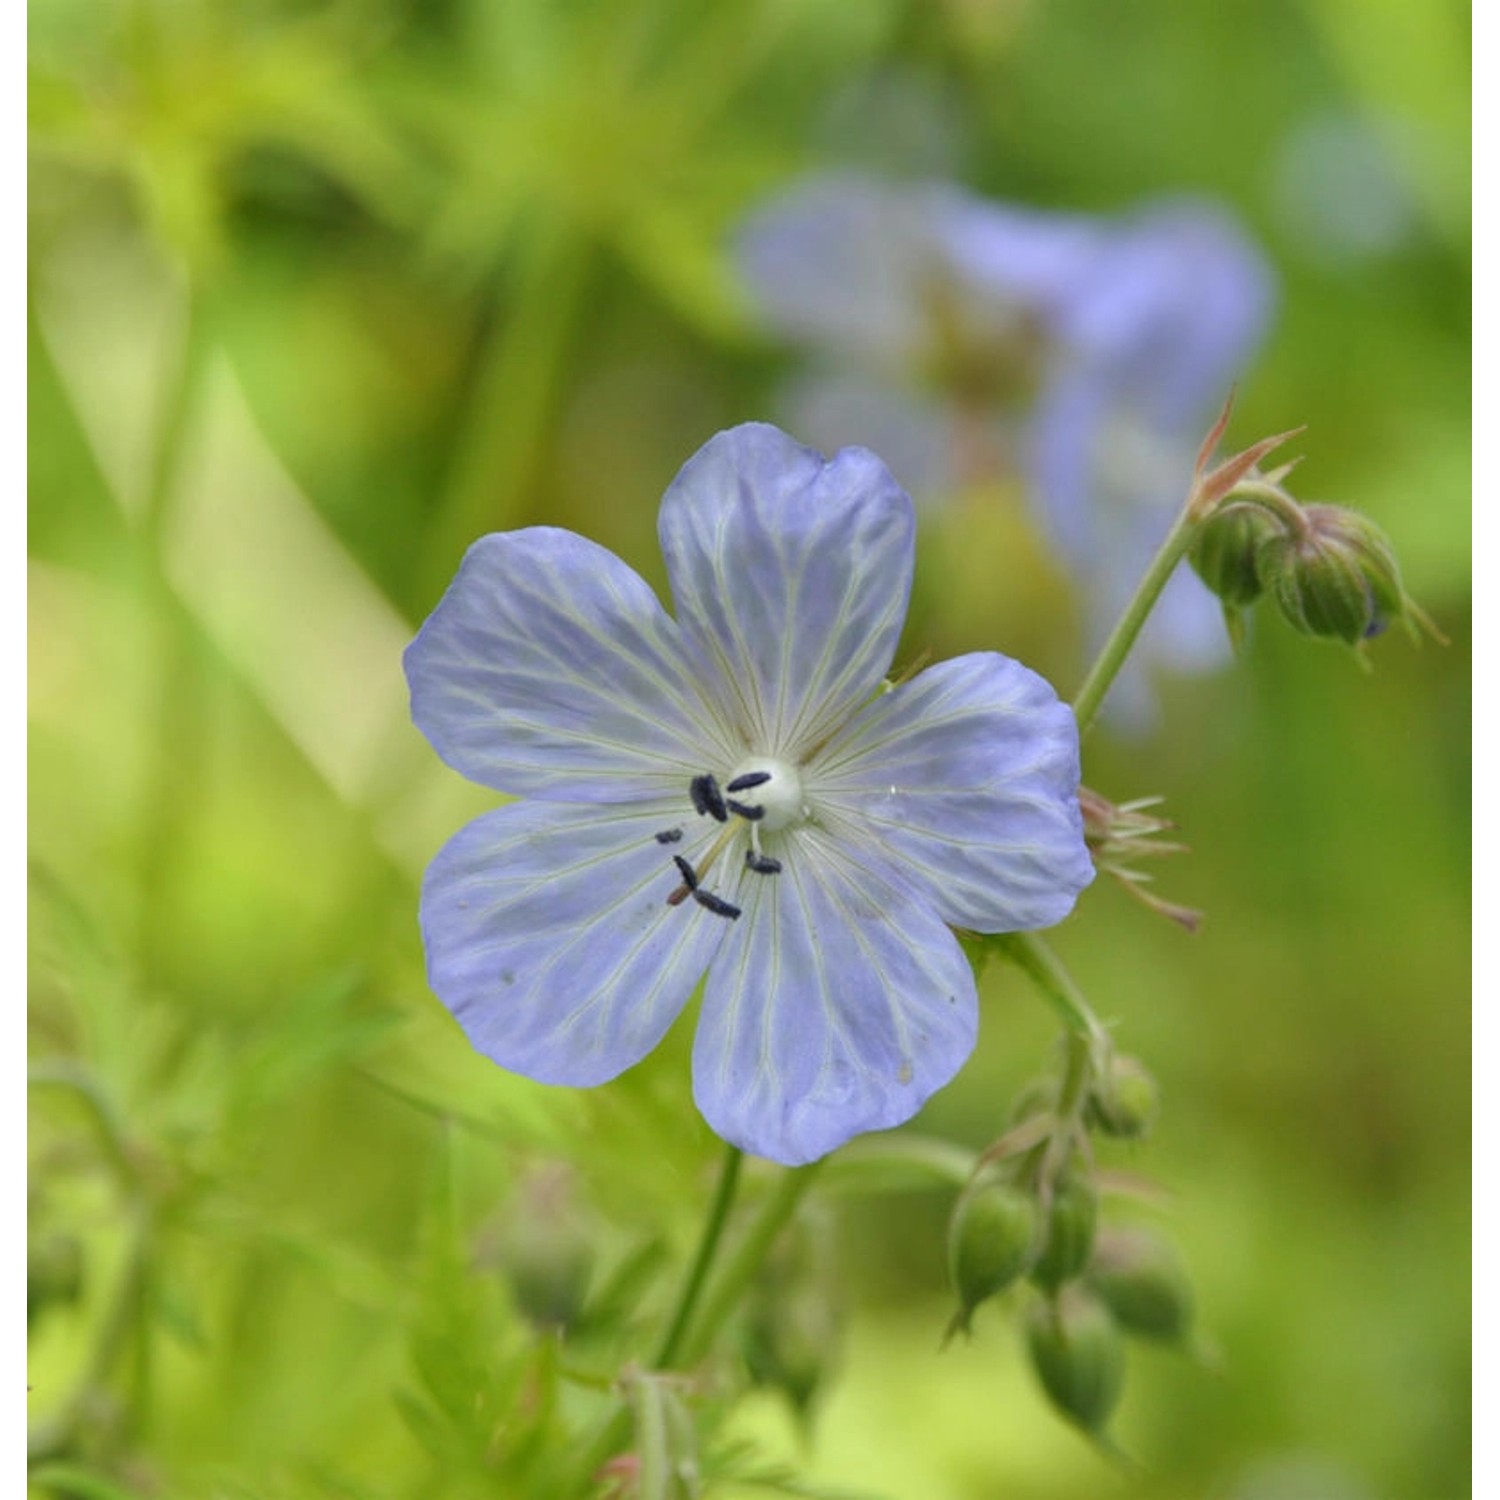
top-left (405, 424), bottom-right (1093, 1165)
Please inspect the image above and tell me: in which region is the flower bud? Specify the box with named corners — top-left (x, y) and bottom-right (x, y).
top-left (1030, 1173), bottom-right (1098, 1292)
top-left (1189, 504), bottom-right (1276, 606)
top-left (1256, 505), bottom-right (1407, 646)
top-left (1024, 1285), bottom-right (1126, 1434)
top-left (744, 1206), bottom-right (842, 1414)
top-left (477, 1168), bottom-right (593, 1330)
top-left (946, 1168), bottom-right (1040, 1336)
top-left (1086, 1055), bottom-right (1161, 1140)
top-left (1086, 1227), bottom-right (1195, 1344)
top-left (743, 1277), bottom-right (840, 1414)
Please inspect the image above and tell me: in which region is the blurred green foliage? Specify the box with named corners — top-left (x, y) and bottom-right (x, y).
top-left (29, 0), bottom-right (1469, 1497)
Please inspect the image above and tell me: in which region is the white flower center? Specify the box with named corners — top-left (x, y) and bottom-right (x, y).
top-left (725, 757), bottom-right (806, 833)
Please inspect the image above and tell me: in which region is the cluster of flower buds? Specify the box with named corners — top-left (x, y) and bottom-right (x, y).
top-left (944, 1053), bottom-right (1195, 1446)
top-left (1187, 430), bottom-right (1441, 656)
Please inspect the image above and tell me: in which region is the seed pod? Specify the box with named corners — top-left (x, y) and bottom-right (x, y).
top-left (1030, 1173), bottom-right (1098, 1292)
top-left (1025, 1285), bottom-right (1126, 1433)
top-left (1256, 504), bottom-right (1407, 645)
top-left (1189, 503), bottom-right (1276, 606)
top-left (1087, 1227), bottom-right (1194, 1344)
top-left (946, 1169), bottom-right (1040, 1336)
top-left (1086, 1055), bottom-right (1161, 1140)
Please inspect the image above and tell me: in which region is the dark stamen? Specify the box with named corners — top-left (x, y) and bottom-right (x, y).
top-left (726, 770), bottom-right (772, 793)
top-left (672, 854), bottom-right (699, 890)
top-left (745, 850), bottom-right (782, 875)
top-left (693, 889), bottom-right (741, 920)
top-left (654, 827), bottom-right (684, 844)
top-left (690, 773), bottom-right (728, 823)
top-left (726, 799), bottom-right (764, 822)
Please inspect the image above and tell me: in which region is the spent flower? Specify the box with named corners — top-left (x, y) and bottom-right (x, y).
top-left (406, 424), bottom-right (1093, 1165)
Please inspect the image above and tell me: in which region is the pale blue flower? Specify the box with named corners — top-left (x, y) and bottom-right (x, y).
top-left (405, 424), bottom-right (1093, 1165)
top-left (736, 175), bottom-right (1275, 720)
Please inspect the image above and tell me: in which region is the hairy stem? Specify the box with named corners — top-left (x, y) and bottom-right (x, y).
top-left (1069, 506), bottom-right (1200, 737)
top-left (651, 1144), bottom-right (744, 1369)
top-left (679, 1159), bottom-right (824, 1366)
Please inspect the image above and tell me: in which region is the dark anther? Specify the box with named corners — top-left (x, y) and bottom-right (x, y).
top-left (726, 799), bottom-right (764, 822)
top-left (745, 850), bottom-right (782, 875)
top-left (693, 889), bottom-right (742, 920)
top-left (654, 827), bottom-right (684, 845)
top-left (672, 854), bottom-right (699, 890)
top-left (726, 770), bottom-right (772, 793)
top-left (690, 773), bottom-right (728, 822)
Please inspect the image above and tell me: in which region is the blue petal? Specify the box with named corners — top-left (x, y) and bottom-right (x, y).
top-left (406, 528), bottom-right (735, 800)
top-left (734, 174), bottom-right (943, 367)
top-left (421, 800), bottom-right (732, 1086)
top-left (1053, 199), bottom-right (1275, 426)
top-left (778, 373), bottom-right (957, 501)
top-left (692, 826), bottom-right (978, 1165)
top-left (810, 654), bottom-right (1094, 932)
top-left (735, 174), bottom-right (1103, 371)
top-left (657, 423), bottom-right (915, 756)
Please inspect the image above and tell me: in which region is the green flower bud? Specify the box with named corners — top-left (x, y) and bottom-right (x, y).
top-left (479, 1169), bottom-right (593, 1330)
top-left (743, 1277), bottom-right (840, 1414)
top-left (1256, 505), bottom-right (1407, 646)
top-left (1030, 1173), bottom-right (1099, 1292)
top-left (1189, 504), bottom-right (1276, 606)
top-left (744, 1206), bottom-right (843, 1415)
top-left (946, 1169), bottom-right (1040, 1335)
top-left (1086, 1054), bottom-right (1161, 1140)
top-left (1024, 1285), bottom-right (1126, 1434)
top-left (1086, 1227), bottom-right (1195, 1344)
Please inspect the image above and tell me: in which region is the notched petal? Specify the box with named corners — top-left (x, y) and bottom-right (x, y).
top-left (657, 423), bottom-right (916, 755)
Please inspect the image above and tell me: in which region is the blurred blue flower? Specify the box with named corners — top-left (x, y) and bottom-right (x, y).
top-left (405, 423), bottom-right (1093, 1165)
top-left (736, 175), bottom-right (1275, 720)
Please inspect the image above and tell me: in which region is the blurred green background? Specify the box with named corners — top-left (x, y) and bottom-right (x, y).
top-left (28, 1), bottom-right (1470, 1497)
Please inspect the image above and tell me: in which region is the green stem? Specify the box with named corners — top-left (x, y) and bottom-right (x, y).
top-left (565, 1145), bottom-right (747, 1493)
top-left (1070, 506), bottom-right (1200, 737)
top-left (992, 933), bottom-right (1110, 1055)
top-left (822, 1133), bottom-right (977, 1194)
top-left (562, 1158), bottom-right (824, 1494)
top-left (650, 1144), bottom-right (743, 1370)
top-left (27, 1069), bottom-right (152, 1464)
top-left (679, 1160), bottom-right (824, 1366)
